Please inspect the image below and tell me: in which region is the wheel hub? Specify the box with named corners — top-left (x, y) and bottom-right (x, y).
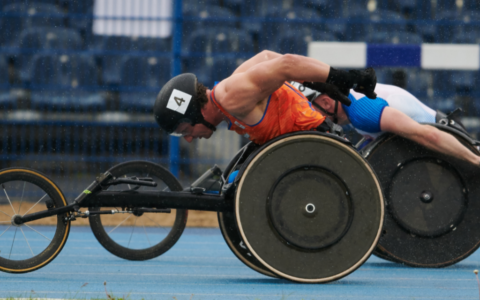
top-left (11, 214), bottom-right (24, 227)
top-left (267, 166), bottom-right (353, 250)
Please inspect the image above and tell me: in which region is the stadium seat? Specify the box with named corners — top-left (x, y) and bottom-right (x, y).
top-left (260, 7), bottom-right (322, 49)
top-left (17, 27), bottom-right (84, 83)
top-left (119, 56), bottom-right (170, 113)
top-left (30, 54), bottom-right (104, 112)
top-left (0, 55), bottom-right (15, 110)
top-left (183, 5), bottom-right (236, 35)
top-left (340, 8), bottom-right (371, 41)
top-left (434, 11), bottom-right (461, 43)
top-left (211, 57), bottom-right (244, 83)
top-left (93, 35), bottom-right (135, 85)
top-left (431, 70), bottom-right (456, 100)
top-left (302, 0), bottom-right (342, 18)
top-left (240, 4), bottom-right (283, 36)
top-left (130, 37), bottom-right (171, 54)
top-left (367, 10), bottom-right (406, 37)
top-left (272, 30), bottom-right (337, 55)
top-left (366, 31), bottom-right (423, 44)
top-left (183, 0), bottom-right (221, 12)
top-left (451, 31), bottom-right (480, 44)
top-left (450, 71), bottom-right (477, 95)
top-left (1, 3), bottom-right (65, 46)
top-left (406, 70), bottom-right (433, 99)
top-left (61, 0), bottom-right (94, 32)
top-left (184, 28), bottom-right (254, 71)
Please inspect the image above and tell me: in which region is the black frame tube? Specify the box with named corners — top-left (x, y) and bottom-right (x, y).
top-left (81, 191), bottom-right (232, 212)
top-left (18, 191), bottom-right (232, 224)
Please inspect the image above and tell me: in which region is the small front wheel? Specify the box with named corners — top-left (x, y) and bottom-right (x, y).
top-left (0, 168), bottom-right (71, 273)
top-left (89, 161), bottom-right (188, 261)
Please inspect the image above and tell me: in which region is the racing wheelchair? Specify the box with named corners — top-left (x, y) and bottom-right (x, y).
top-left (0, 131), bottom-right (384, 283)
top-left (362, 110), bottom-right (480, 267)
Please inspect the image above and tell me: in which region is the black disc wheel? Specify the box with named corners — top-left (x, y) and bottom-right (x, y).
top-left (366, 128), bottom-right (480, 267)
top-left (235, 133), bottom-right (384, 283)
top-left (218, 211), bottom-right (277, 278)
top-left (89, 161), bottom-right (187, 261)
top-left (0, 168), bottom-right (70, 273)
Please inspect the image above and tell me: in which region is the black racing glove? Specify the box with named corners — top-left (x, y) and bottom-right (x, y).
top-left (326, 67), bottom-right (377, 99)
top-left (302, 81), bottom-right (352, 106)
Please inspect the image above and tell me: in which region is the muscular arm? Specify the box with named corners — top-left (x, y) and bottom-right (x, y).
top-left (218, 53), bottom-right (330, 116)
top-left (380, 107), bottom-right (480, 165)
top-left (232, 50), bottom-right (282, 75)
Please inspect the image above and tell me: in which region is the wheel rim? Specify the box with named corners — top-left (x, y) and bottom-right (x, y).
top-left (89, 161), bottom-right (187, 260)
top-left (235, 134), bottom-right (384, 283)
top-left (0, 169), bottom-right (69, 273)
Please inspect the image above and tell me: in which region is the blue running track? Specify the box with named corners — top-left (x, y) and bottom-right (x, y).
top-left (1, 226), bottom-right (480, 300)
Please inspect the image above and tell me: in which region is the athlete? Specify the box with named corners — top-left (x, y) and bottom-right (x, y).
top-left (153, 50), bottom-right (376, 145)
top-left (302, 81), bottom-right (480, 165)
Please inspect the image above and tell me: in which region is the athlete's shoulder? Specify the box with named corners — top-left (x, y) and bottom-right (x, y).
top-left (344, 96), bottom-right (389, 133)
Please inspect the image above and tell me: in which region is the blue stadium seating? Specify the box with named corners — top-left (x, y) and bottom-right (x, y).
top-left (1, 3), bottom-right (65, 46)
top-left (17, 27), bottom-right (84, 83)
top-left (119, 56), bottom-right (170, 113)
top-left (93, 35), bottom-right (135, 85)
top-left (260, 7), bottom-right (322, 49)
top-left (272, 30), bottom-right (337, 55)
top-left (339, 8), bottom-right (371, 41)
top-left (302, 0), bottom-right (342, 18)
top-left (183, 5), bottom-right (236, 36)
top-left (0, 55), bottom-right (15, 110)
top-left (241, 4), bottom-right (283, 36)
top-left (366, 31), bottom-right (423, 44)
top-left (211, 57), bottom-right (244, 82)
top-left (434, 10), bottom-right (480, 43)
top-left (431, 70), bottom-right (456, 99)
top-left (451, 31), bottom-right (480, 44)
top-left (450, 71), bottom-right (477, 95)
top-left (368, 9), bottom-right (406, 36)
top-left (184, 28), bottom-right (254, 71)
top-left (130, 37), bottom-right (171, 54)
top-left (183, 0), bottom-right (221, 12)
top-left (406, 70), bottom-right (433, 99)
top-left (29, 54), bottom-right (104, 111)
top-left (435, 11), bottom-right (461, 43)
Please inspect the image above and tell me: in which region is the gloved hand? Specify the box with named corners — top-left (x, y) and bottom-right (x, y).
top-left (326, 67), bottom-right (377, 99)
top-left (302, 81), bottom-right (352, 106)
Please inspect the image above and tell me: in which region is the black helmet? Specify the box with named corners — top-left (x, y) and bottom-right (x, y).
top-left (153, 73), bottom-right (216, 135)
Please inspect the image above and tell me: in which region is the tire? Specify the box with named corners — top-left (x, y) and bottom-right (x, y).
top-left (366, 128), bottom-right (480, 267)
top-left (0, 168), bottom-right (71, 273)
top-left (89, 161), bottom-right (188, 261)
top-left (235, 133), bottom-right (384, 283)
top-left (218, 211), bottom-right (278, 278)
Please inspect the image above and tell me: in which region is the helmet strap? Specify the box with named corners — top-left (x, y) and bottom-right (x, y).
top-left (201, 120), bottom-right (217, 132)
top-left (312, 101), bottom-right (338, 123)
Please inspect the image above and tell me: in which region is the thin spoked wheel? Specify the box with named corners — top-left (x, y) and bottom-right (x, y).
top-left (89, 161), bottom-right (188, 261)
top-left (0, 168), bottom-right (70, 273)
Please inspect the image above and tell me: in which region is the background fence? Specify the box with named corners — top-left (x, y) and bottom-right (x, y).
top-left (1, 0), bottom-right (480, 196)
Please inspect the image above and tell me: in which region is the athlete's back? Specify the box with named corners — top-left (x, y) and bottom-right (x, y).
top-left (346, 83), bottom-right (436, 139)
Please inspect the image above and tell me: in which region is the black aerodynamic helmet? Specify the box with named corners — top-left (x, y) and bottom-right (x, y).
top-left (153, 73), bottom-right (216, 135)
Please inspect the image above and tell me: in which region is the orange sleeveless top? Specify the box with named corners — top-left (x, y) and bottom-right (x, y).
top-left (210, 82), bottom-right (325, 145)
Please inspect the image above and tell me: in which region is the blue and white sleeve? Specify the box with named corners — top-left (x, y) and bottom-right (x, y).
top-left (342, 96), bottom-right (389, 134)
